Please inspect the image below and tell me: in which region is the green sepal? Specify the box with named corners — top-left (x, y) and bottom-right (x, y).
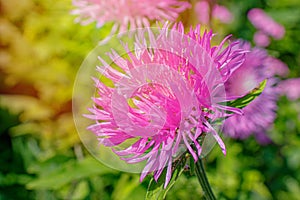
top-left (145, 154), bottom-right (187, 200)
top-left (227, 79), bottom-right (267, 109)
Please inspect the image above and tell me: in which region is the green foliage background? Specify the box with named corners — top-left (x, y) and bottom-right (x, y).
top-left (0, 0), bottom-right (299, 199)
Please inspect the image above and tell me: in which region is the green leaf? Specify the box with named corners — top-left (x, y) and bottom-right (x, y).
top-left (0, 173), bottom-right (33, 186)
top-left (145, 154), bottom-right (187, 200)
top-left (0, 107), bottom-right (19, 135)
top-left (26, 156), bottom-right (117, 190)
top-left (112, 174), bottom-right (144, 200)
top-left (227, 80), bottom-right (267, 109)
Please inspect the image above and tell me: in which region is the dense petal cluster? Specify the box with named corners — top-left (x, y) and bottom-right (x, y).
top-left (84, 24), bottom-right (245, 187)
top-left (223, 42), bottom-right (289, 144)
top-left (72, 0), bottom-right (191, 32)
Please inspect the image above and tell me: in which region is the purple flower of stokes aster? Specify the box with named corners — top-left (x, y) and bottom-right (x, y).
top-left (223, 41), bottom-right (289, 144)
top-left (72, 0), bottom-right (191, 32)
top-left (84, 24), bottom-right (245, 187)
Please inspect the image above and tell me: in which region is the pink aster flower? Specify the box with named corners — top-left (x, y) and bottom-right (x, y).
top-left (71, 0), bottom-right (191, 32)
top-left (248, 8), bottom-right (285, 40)
top-left (277, 78), bottom-right (300, 101)
top-left (84, 24), bottom-right (245, 187)
top-left (223, 42), bottom-right (280, 144)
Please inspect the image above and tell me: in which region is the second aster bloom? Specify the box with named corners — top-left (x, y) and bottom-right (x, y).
top-left (84, 24), bottom-right (245, 187)
top-left (223, 42), bottom-right (289, 144)
top-left (71, 0), bottom-right (191, 32)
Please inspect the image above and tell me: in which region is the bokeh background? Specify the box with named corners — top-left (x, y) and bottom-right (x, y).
top-left (0, 0), bottom-right (299, 199)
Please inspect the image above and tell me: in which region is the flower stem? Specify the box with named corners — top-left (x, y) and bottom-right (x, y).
top-left (194, 158), bottom-right (216, 200)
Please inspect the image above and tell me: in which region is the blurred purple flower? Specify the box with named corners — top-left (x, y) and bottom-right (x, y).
top-left (277, 78), bottom-right (300, 101)
top-left (223, 42), bottom-right (285, 144)
top-left (71, 0), bottom-right (191, 32)
top-left (253, 31), bottom-right (270, 47)
top-left (84, 24), bottom-right (245, 187)
top-left (248, 8), bottom-right (285, 40)
top-left (224, 82), bottom-right (278, 144)
top-left (264, 57), bottom-right (289, 77)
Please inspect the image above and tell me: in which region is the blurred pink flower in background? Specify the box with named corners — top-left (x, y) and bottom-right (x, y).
top-left (253, 31), bottom-right (270, 47)
top-left (248, 8), bottom-right (285, 40)
top-left (223, 42), bottom-right (289, 144)
top-left (212, 4), bottom-right (233, 24)
top-left (195, 1), bottom-right (233, 25)
top-left (71, 0), bottom-right (191, 32)
top-left (277, 78), bottom-right (300, 101)
top-left (195, 1), bottom-right (210, 25)
top-left (84, 24), bottom-right (245, 187)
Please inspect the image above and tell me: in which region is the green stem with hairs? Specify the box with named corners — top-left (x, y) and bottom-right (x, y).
top-left (194, 157), bottom-right (216, 200)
